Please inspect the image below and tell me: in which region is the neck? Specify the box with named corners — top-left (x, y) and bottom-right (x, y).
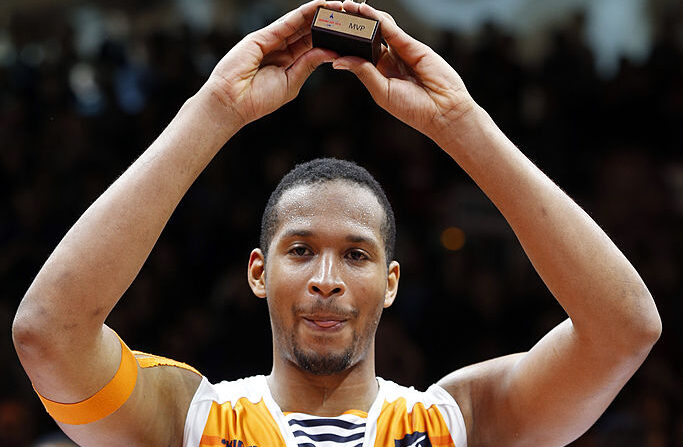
top-left (267, 350), bottom-right (379, 416)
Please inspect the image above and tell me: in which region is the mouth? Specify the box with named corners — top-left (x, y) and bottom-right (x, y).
top-left (301, 316), bottom-right (348, 331)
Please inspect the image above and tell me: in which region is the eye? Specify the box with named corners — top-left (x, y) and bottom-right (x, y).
top-left (288, 246), bottom-right (312, 257)
top-left (346, 249), bottom-right (369, 262)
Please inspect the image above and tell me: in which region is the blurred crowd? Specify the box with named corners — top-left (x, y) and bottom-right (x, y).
top-left (1, 2), bottom-right (682, 446)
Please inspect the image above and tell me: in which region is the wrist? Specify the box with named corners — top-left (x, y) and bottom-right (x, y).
top-left (191, 79), bottom-right (246, 142)
top-left (430, 101), bottom-right (491, 154)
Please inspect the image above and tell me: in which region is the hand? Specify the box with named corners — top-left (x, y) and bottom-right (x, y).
top-left (205, 0), bottom-right (342, 128)
top-left (332, 0), bottom-right (477, 142)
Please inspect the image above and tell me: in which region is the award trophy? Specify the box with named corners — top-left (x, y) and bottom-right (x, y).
top-left (311, 2), bottom-right (382, 64)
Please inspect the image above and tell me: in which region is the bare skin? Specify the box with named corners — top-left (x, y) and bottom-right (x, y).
top-left (12, 1), bottom-right (342, 445)
top-left (334, 1), bottom-right (661, 445)
top-left (248, 182), bottom-right (399, 416)
top-left (12, 1), bottom-right (660, 447)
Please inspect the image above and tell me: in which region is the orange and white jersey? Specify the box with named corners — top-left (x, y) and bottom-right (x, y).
top-left (183, 375), bottom-right (467, 447)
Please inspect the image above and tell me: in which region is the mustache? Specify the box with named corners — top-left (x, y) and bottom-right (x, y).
top-left (293, 300), bottom-right (359, 319)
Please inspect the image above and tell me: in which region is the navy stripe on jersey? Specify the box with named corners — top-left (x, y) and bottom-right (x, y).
top-left (288, 417), bottom-right (365, 430)
top-left (291, 430), bottom-right (365, 442)
top-left (297, 444), bottom-right (362, 447)
top-left (285, 412), bottom-right (366, 447)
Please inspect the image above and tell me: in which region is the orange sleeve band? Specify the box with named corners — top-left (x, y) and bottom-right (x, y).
top-left (35, 335), bottom-right (138, 426)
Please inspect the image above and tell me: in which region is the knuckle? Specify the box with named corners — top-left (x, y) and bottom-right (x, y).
top-left (246, 30), bottom-right (264, 43)
top-left (381, 11), bottom-right (396, 24)
top-left (277, 9), bottom-right (294, 23)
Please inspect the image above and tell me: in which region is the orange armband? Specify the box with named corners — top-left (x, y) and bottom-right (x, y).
top-left (35, 334), bottom-right (138, 425)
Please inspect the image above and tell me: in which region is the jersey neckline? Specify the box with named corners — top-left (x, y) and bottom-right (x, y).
top-left (257, 375), bottom-right (387, 447)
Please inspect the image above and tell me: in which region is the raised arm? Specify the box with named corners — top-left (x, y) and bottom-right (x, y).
top-left (11, 1), bottom-right (338, 445)
top-left (334, 1), bottom-right (661, 446)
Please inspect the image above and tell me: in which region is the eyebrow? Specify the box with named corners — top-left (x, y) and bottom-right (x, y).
top-left (280, 229), bottom-right (380, 248)
top-left (281, 229), bottom-right (314, 239)
top-left (344, 234), bottom-right (378, 247)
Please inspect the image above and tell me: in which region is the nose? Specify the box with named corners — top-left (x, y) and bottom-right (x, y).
top-left (308, 252), bottom-right (345, 298)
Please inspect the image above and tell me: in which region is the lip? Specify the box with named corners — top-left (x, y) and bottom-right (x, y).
top-left (302, 317), bottom-right (347, 331)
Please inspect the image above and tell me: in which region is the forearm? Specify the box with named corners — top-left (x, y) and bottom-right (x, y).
top-left (13, 85), bottom-right (238, 351)
top-left (437, 104), bottom-right (661, 350)
top-left (330, 0), bottom-right (657, 346)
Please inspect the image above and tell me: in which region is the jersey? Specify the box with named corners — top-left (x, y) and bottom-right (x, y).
top-left (183, 375), bottom-right (467, 447)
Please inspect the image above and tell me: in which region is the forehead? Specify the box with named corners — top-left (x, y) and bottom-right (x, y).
top-left (273, 180), bottom-right (385, 239)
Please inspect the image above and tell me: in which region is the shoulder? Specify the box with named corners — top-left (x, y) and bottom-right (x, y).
top-left (133, 350), bottom-right (203, 421)
top-left (184, 375), bottom-right (284, 447)
top-left (380, 377), bottom-right (462, 410)
top-left (376, 378), bottom-right (468, 447)
top-left (435, 353), bottom-right (527, 447)
top-left (189, 374), bottom-right (268, 405)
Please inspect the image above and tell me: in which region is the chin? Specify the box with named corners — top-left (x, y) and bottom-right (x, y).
top-left (293, 346), bottom-right (355, 375)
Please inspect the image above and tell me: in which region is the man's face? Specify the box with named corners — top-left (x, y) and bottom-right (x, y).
top-left (248, 180), bottom-right (400, 375)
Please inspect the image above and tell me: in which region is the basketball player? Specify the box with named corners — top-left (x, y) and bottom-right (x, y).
top-left (12, 1), bottom-right (661, 446)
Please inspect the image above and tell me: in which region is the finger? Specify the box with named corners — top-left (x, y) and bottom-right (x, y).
top-left (278, 0), bottom-right (344, 44)
top-left (285, 48), bottom-right (338, 98)
top-left (322, 1), bottom-right (344, 11)
top-left (249, 0), bottom-right (326, 56)
top-left (375, 49), bottom-right (413, 81)
top-left (263, 31), bottom-right (314, 68)
top-left (340, 0), bottom-right (428, 66)
top-left (283, 27), bottom-right (311, 49)
top-left (270, 0), bottom-right (345, 45)
top-left (253, 0), bottom-right (345, 57)
top-left (332, 56), bottom-right (390, 108)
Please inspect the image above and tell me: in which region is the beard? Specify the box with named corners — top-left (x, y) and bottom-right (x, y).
top-left (291, 332), bottom-right (358, 375)
top-left (269, 297), bottom-right (384, 376)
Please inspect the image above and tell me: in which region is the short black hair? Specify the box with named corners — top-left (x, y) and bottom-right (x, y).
top-left (260, 158), bottom-right (396, 264)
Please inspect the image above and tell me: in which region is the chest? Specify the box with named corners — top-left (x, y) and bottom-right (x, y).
top-left (197, 398), bottom-right (454, 447)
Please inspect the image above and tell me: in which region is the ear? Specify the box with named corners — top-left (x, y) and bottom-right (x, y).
top-left (383, 260), bottom-right (400, 308)
top-left (248, 248), bottom-right (267, 298)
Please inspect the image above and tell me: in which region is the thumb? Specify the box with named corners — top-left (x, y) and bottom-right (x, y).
top-left (286, 48), bottom-right (337, 98)
top-left (333, 56), bottom-right (388, 107)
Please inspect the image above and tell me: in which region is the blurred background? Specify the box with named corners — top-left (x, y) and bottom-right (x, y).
top-left (1, 0), bottom-right (681, 445)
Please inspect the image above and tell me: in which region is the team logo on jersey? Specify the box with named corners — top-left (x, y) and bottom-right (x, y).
top-left (221, 440), bottom-right (256, 447)
top-left (395, 431), bottom-right (432, 447)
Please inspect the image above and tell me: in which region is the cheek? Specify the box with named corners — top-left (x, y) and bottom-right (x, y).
top-left (353, 271), bottom-right (388, 311)
top-left (357, 264), bottom-right (388, 290)
top-left (358, 280), bottom-right (384, 300)
top-left (264, 263), bottom-right (310, 326)
top-left (265, 261), bottom-right (307, 296)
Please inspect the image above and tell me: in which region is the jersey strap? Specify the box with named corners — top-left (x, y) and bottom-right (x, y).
top-left (34, 334), bottom-right (138, 425)
top-left (132, 350), bottom-right (201, 376)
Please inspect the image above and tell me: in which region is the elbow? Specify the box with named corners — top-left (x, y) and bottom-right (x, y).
top-left (640, 306), bottom-right (662, 347)
top-left (13, 290), bottom-right (99, 363)
top-left (624, 293), bottom-right (662, 355)
top-left (12, 295), bottom-right (56, 360)
top-left (626, 315), bottom-right (661, 366)
top-left (591, 289), bottom-right (663, 359)
top-left (12, 303), bottom-right (42, 357)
